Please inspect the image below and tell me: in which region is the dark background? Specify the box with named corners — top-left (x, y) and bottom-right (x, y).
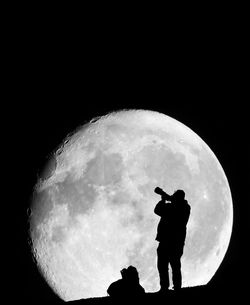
top-left (9, 9), bottom-right (247, 304)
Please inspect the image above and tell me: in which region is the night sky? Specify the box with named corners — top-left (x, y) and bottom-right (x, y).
top-left (12, 23), bottom-right (247, 303)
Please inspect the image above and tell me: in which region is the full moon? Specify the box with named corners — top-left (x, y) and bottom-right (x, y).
top-left (29, 110), bottom-right (233, 301)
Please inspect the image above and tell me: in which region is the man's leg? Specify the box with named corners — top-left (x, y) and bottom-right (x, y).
top-left (170, 255), bottom-right (182, 291)
top-left (157, 243), bottom-right (170, 291)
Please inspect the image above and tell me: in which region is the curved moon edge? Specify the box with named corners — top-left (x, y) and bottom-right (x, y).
top-left (29, 110), bottom-right (233, 301)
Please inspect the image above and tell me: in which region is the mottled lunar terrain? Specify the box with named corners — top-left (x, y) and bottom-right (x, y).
top-left (29, 110), bottom-right (233, 301)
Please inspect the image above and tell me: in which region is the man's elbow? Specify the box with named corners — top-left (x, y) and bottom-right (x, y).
top-left (154, 207), bottom-right (161, 216)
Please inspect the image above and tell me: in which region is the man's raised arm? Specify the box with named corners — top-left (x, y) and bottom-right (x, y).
top-left (154, 200), bottom-right (170, 217)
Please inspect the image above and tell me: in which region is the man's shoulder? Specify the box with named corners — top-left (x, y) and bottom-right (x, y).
top-left (181, 201), bottom-right (190, 215)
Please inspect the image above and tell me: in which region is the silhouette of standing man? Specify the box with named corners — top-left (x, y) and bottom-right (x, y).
top-left (154, 187), bottom-right (191, 293)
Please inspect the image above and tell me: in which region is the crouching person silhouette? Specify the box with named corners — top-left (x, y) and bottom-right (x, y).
top-left (154, 187), bottom-right (191, 293)
top-left (107, 265), bottom-right (145, 298)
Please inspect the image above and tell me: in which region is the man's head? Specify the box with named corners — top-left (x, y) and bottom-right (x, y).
top-left (172, 189), bottom-right (185, 201)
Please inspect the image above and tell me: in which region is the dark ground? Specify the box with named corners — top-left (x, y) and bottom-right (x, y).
top-left (67, 286), bottom-right (227, 305)
top-left (24, 284), bottom-right (237, 305)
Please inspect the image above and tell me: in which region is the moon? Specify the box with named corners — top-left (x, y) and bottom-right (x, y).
top-left (28, 110), bottom-right (233, 301)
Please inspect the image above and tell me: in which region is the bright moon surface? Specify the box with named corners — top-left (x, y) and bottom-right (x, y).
top-left (29, 110), bottom-right (233, 301)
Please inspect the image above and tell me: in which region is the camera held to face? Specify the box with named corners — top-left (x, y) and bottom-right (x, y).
top-left (154, 187), bottom-right (172, 201)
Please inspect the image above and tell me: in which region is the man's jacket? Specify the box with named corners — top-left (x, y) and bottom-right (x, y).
top-left (154, 199), bottom-right (190, 254)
